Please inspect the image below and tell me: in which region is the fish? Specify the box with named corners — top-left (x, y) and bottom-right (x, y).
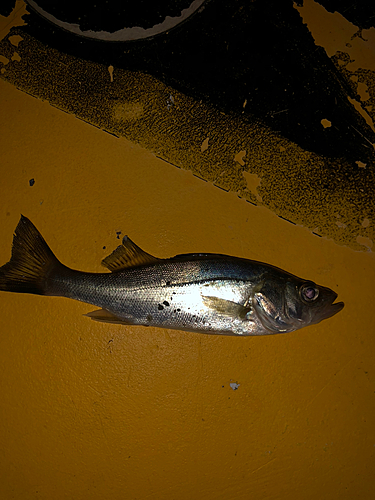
top-left (0, 216), bottom-right (344, 336)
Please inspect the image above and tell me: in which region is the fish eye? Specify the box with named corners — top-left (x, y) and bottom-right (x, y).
top-left (300, 284), bottom-right (319, 303)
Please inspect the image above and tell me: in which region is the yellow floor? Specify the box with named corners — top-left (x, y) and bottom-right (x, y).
top-left (1, 76), bottom-right (374, 500)
top-left (0, 2), bottom-right (375, 499)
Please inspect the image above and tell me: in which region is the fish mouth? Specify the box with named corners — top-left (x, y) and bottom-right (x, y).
top-left (323, 301), bottom-right (345, 319)
top-left (318, 291), bottom-right (344, 321)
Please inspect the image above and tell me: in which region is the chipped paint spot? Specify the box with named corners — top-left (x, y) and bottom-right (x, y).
top-left (294, 0), bottom-right (375, 145)
top-left (108, 65), bottom-right (114, 82)
top-left (347, 96), bottom-right (375, 135)
top-left (243, 171), bottom-right (262, 202)
top-left (0, 0), bottom-right (29, 42)
top-left (356, 235), bottom-right (373, 250)
top-left (8, 34), bottom-right (23, 47)
top-left (294, 0), bottom-right (357, 58)
top-left (357, 81), bottom-right (370, 102)
top-left (321, 119), bottom-right (331, 128)
top-left (345, 30), bottom-right (375, 72)
top-left (234, 150), bottom-right (246, 166)
top-left (0, 55), bottom-right (9, 66)
top-left (11, 51), bottom-right (21, 62)
top-left (294, 0), bottom-right (375, 72)
top-left (230, 383), bottom-right (240, 391)
top-left (362, 218), bottom-right (371, 228)
top-left (201, 136), bottom-right (209, 153)
top-left (355, 161), bottom-right (367, 169)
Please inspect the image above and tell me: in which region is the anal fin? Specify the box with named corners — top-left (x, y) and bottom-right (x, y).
top-left (85, 309), bottom-right (133, 325)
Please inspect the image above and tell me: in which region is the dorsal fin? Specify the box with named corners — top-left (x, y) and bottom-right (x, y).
top-left (101, 235), bottom-right (160, 272)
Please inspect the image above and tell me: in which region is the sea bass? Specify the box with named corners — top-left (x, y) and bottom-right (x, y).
top-left (0, 216), bottom-right (344, 336)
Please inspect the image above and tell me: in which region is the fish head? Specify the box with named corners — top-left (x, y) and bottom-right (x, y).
top-left (252, 275), bottom-right (344, 333)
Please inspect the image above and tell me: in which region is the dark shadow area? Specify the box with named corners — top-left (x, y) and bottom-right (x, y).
top-left (2, 0), bottom-right (375, 164)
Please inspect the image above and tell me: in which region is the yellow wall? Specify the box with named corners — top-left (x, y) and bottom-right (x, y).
top-left (1, 2), bottom-right (375, 499)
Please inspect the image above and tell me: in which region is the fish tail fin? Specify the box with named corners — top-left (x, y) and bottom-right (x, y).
top-left (0, 215), bottom-right (62, 295)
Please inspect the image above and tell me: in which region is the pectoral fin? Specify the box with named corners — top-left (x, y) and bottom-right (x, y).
top-left (85, 309), bottom-right (133, 325)
top-left (202, 296), bottom-right (251, 319)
